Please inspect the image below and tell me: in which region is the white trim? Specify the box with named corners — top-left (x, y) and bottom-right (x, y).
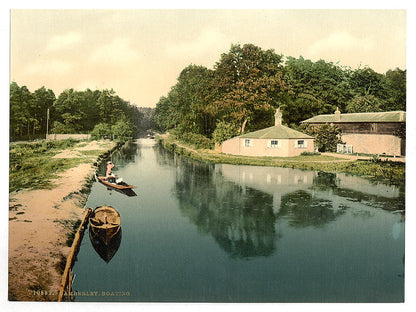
top-left (295, 139), bottom-right (307, 148)
top-left (268, 139), bottom-right (280, 148)
top-left (243, 138), bottom-right (252, 147)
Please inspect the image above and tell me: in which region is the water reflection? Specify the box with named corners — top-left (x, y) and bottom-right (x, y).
top-left (89, 226), bottom-right (122, 263)
top-left (173, 157), bottom-right (278, 259)
top-left (278, 190), bottom-right (346, 228)
top-left (97, 141), bottom-right (142, 176)
top-left (164, 152), bottom-right (404, 258)
top-left (99, 184), bottom-right (137, 197)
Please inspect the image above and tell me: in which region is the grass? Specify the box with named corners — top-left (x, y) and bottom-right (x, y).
top-left (158, 135), bottom-right (405, 184)
top-left (9, 139), bottom-right (110, 193)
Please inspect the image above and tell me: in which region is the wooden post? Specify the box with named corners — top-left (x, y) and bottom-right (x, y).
top-left (68, 269), bottom-right (72, 302)
top-left (58, 208), bottom-right (92, 302)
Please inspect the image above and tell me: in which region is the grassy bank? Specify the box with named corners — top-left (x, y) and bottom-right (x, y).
top-left (9, 139), bottom-right (120, 193)
top-left (158, 135), bottom-right (405, 184)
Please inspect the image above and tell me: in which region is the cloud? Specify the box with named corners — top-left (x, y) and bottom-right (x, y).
top-left (25, 59), bottom-right (71, 76)
top-left (46, 31), bottom-right (83, 51)
top-left (89, 38), bottom-right (140, 65)
top-left (166, 28), bottom-right (230, 61)
top-left (307, 31), bottom-right (375, 60)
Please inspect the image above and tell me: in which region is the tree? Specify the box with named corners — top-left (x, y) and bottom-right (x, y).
top-left (301, 124), bottom-right (343, 152)
top-left (111, 120), bottom-right (133, 140)
top-left (91, 123), bottom-right (112, 139)
top-left (172, 65), bottom-right (214, 135)
top-left (385, 68), bottom-right (406, 111)
top-left (32, 86), bottom-right (56, 135)
top-left (212, 121), bottom-right (240, 144)
top-left (348, 67), bottom-right (386, 97)
top-left (282, 57), bottom-right (353, 125)
top-left (10, 82), bottom-right (33, 139)
top-left (206, 43), bottom-right (287, 133)
top-left (346, 94), bottom-right (383, 113)
top-left (52, 89), bottom-right (85, 133)
top-left (154, 96), bottom-right (178, 132)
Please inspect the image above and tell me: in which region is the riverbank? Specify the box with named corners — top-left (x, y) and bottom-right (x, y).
top-left (157, 135), bottom-right (405, 184)
top-left (8, 139), bottom-right (117, 301)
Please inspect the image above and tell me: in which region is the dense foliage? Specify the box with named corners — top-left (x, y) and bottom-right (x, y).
top-left (300, 124), bottom-right (343, 152)
top-left (9, 83), bottom-right (146, 141)
top-left (155, 43), bottom-right (406, 142)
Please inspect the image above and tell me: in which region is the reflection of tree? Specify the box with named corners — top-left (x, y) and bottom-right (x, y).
top-left (278, 190), bottom-right (346, 228)
top-left (312, 172), bottom-right (339, 190)
top-left (173, 157), bottom-right (279, 259)
top-left (98, 141), bottom-right (141, 174)
top-left (332, 188), bottom-right (405, 212)
top-left (312, 171), bottom-right (405, 213)
top-left (154, 145), bottom-right (177, 168)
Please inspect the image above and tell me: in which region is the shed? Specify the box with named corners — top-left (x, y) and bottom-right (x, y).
top-left (301, 108), bottom-right (405, 156)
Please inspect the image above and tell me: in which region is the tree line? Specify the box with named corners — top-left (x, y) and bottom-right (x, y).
top-left (154, 43), bottom-right (406, 144)
top-left (9, 82), bottom-right (153, 141)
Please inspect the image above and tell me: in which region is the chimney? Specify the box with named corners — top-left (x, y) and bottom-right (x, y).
top-left (334, 107), bottom-right (341, 121)
top-left (275, 107), bottom-right (282, 126)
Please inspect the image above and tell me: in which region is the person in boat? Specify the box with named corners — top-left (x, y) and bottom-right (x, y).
top-left (106, 161), bottom-right (115, 182)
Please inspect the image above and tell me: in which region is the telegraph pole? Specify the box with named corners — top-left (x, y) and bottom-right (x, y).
top-left (46, 107), bottom-right (49, 139)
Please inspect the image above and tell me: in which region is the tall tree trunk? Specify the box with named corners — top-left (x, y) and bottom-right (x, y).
top-left (240, 119), bottom-right (248, 134)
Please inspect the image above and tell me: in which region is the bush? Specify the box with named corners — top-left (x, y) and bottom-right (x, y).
top-left (90, 123), bottom-right (112, 139)
top-left (300, 151), bottom-right (321, 156)
top-left (111, 120), bottom-right (133, 140)
top-left (179, 132), bottom-right (214, 149)
top-left (300, 124), bottom-right (343, 152)
top-left (212, 121), bottom-right (240, 144)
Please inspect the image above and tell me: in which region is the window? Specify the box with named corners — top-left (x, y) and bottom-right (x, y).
top-left (244, 139), bottom-right (252, 147)
top-left (296, 140), bottom-right (307, 148)
top-left (268, 140), bottom-right (279, 148)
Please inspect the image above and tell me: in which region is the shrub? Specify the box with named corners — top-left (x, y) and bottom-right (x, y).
top-left (301, 124), bottom-right (343, 152)
top-left (179, 132), bottom-right (214, 149)
top-left (212, 121), bottom-right (240, 144)
top-left (91, 123), bottom-right (111, 139)
top-left (300, 151), bottom-right (321, 156)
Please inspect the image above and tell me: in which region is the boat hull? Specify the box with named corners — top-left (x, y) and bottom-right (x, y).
top-left (89, 206), bottom-right (121, 245)
top-left (97, 176), bottom-right (136, 190)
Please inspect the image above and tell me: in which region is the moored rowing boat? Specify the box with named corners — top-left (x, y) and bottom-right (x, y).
top-left (89, 206), bottom-right (121, 245)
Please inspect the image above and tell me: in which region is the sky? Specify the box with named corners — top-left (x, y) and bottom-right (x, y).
top-left (9, 9), bottom-right (406, 108)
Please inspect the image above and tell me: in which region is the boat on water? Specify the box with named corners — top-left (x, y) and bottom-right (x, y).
top-left (96, 175), bottom-right (136, 190)
top-left (89, 226), bottom-right (122, 263)
top-left (89, 206), bottom-right (121, 245)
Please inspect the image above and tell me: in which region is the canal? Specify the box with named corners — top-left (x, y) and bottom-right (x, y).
top-left (72, 139), bottom-right (405, 302)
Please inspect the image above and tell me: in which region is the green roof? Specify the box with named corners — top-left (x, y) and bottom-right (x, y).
top-left (239, 125), bottom-right (313, 139)
top-left (302, 111), bottom-right (406, 123)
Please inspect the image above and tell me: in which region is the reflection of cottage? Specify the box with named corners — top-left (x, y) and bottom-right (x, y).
top-left (301, 108), bottom-right (406, 156)
top-left (221, 108), bottom-right (314, 156)
top-left (219, 164), bottom-right (315, 213)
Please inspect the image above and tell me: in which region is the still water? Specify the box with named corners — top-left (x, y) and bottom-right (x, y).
top-left (72, 139), bottom-right (405, 302)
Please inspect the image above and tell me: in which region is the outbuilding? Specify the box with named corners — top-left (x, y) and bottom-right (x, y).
top-left (301, 108), bottom-right (406, 156)
top-left (221, 108), bottom-right (315, 157)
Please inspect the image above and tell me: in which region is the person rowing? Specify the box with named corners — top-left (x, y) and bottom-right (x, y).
top-left (106, 161), bottom-right (115, 182)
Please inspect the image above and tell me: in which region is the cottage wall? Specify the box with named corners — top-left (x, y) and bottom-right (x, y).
top-left (308, 122), bottom-right (402, 135)
top-left (342, 134), bottom-right (403, 156)
top-left (221, 137), bottom-right (314, 157)
top-left (221, 137), bottom-right (241, 155)
top-left (287, 139), bottom-right (315, 156)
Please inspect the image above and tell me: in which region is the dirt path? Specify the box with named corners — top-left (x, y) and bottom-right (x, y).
top-left (8, 140), bottom-right (115, 301)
